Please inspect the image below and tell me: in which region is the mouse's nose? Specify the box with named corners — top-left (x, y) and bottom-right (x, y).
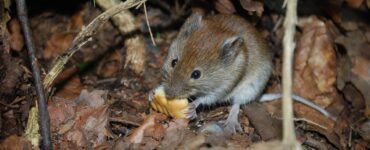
top-left (164, 86), bottom-right (181, 100)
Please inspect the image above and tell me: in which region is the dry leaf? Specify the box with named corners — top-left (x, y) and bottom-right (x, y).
top-left (243, 103), bottom-right (281, 140)
top-left (0, 135), bottom-right (32, 150)
top-left (293, 16), bottom-right (341, 138)
top-left (346, 0), bottom-right (364, 8)
top-left (97, 50), bottom-right (122, 78)
top-left (335, 31), bottom-right (370, 115)
top-left (70, 7), bottom-right (85, 31)
top-left (215, 0), bottom-right (236, 14)
top-left (160, 119), bottom-right (189, 148)
top-left (43, 33), bottom-right (74, 59)
top-left (55, 76), bottom-right (83, 99)
top-left (9, 19), bottom-right (24, 51)
top-left (76, 89), bottom-right (107, 108)
top-left (248, 140), bottom-right (287, 150)
top-left (240, 0), bottom-right (264, 17)
top-left (73, 105), bottom-right (110, 147)
top-left (343, 83), bottom-right (365, 110)
top-left (359, 120), bottom-right (370, 140)
top-left (48, 97), bottom-right (76, 128)
top-left (128, 112), bottom-right (167, 143)
top-left (66, 130), bottom-right (87, 148)
top-left (295, 16), bottom-right (338, 107)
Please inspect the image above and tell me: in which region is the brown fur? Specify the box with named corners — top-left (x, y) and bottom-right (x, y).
top-left (161, 14), bottom-right (272, 102)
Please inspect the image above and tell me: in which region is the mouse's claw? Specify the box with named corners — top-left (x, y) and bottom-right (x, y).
top-left (148, 90), bottom-right (155, 102)
top-left (219, 118), bottom-right (243, 134)
top-left (183, 102), bottom-right (198, 119)
top-left (148, 85), bottom-right (163, 102)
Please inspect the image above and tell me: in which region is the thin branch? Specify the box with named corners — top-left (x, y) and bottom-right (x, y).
top-left (109, 117), bottom-right (141, 127)
top-left (15, 0), bottom-right (52, 149)
top-left (43, 0), bottom-right (147, 90)
top-left (143, 2), bottom-right (156, 46)
top-left (282, 0), bottom-right (301, 149)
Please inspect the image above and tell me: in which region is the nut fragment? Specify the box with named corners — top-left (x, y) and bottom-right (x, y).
top-left (150, 87), bottom-right (189, 119)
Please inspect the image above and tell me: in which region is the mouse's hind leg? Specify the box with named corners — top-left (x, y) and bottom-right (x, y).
top-left (220, 103), bottom-right (242, 134)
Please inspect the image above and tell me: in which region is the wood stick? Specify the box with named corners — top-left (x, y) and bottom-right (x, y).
top-left (282, 0), bottom-right (301, 149)
top-left (15, 0), bottom-right (52, 149)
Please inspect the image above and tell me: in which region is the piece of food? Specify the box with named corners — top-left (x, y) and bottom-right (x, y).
top-left (150, 87), bottom-right (189, 119)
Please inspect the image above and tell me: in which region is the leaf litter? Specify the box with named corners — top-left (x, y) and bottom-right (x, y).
top-left (0, 0), bottom-right (369, 149)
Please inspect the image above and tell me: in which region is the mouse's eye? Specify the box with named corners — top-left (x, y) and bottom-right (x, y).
top-left (191, 70), bottom-right (201, 79)
top-left (171, 59), bottom-right (178, 67)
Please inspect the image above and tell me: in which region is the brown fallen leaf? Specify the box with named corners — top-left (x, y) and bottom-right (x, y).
top-left (69, 6), bottom-right (85, 31)
top-left (43, 33), bottom-right (74, 59)
top-left (358, 120), bottom-right (370, 141)
top-left (346, 0), bottom-right (364, 8)
top-left (50, 89), bottom-right (110, 148)
top-left (0, 50), bottom-right (24, 101)
top-left (48, 97), bottom-right (76, 129)
top-left (66, 130), bottom-right (86, 148)
top-left (96, 50), bottom-right (122, 78)
top-left (55, 76), bottom-right (83, 99)
top-left (215, 0), bottom-right (236, 14)
top-left (0, 135), bottom-right (32, 150)
top-left (9, 19), bottom-right (24, 51)
top-left (343, 83), bottom-right (365, 110)
top-left (335, 31), bottom-right (370, 116)
top-left (248, 140), bottom-right (290, 150)
top-left (177, 135), bottom-right (206, 150)
top-left (128, 112), bottom-right (167, 144)
top-left (240, 0), bottom-right (264, 17)
top-left (295, 16), bottom-right (338, 108)
top-left (243, 102), bottom-right (281, 140)
top-left (160, 119), bottom-right (189, 148)
top-left (289, 16), bottom-right (344, 147)
top-left (76, 89), bottom-right (107, 108)
top-left (73, 105), bottom-right (110, 148)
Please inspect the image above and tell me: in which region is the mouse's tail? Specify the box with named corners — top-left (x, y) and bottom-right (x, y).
top-left (259, 93), bottom-right (337, 121)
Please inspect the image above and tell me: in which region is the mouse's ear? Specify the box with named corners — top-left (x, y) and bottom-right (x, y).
top-left (220, 36), bottom-right (244, 65)
top-left (178, 13), bottom-right (203, 37)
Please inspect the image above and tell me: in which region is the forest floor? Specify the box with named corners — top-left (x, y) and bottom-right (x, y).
top-left (0, 0), bottom-right (369, 149)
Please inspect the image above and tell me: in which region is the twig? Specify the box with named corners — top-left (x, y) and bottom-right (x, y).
top-left (15, 0), bottom-right (52, 149)
top-left (282, 0), bottom-right (300, 149)
top-left (109, 117), bottom-right (141, 127)
top-left (143, 2), bottom-right (156, 46)
top-left (43, 0), bottom-right (147, 90)
top-left (0, 101), bottom-right (19, 108)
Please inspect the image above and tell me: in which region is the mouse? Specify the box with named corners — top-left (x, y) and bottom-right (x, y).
top-left (149, 13), bottom-right (334, 134)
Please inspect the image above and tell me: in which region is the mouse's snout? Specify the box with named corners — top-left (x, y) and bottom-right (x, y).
top-left (163, 86), bottom-right (181, 100)
top-left (163, 82), bottom-right (191, 100)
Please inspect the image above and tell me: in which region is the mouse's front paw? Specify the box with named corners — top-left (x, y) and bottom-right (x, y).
top-left (183, 103), bottom-right (198, 119)
top-left (148, 89), bottom-right (155, 102)
top-left (220, 119), bottom-right (243, 134)
top-left (148, 86), bottom-right (163, 102)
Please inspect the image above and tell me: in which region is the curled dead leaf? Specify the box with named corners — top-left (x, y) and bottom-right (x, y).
top-left (240, 0), bottom-right (264, 17)
top-left (215, 0), bottom-right (236, 14)
top-left (128, 112), bottom-right (167, 144)
top-left (0, 135), bottom-right (32, 150)
top-left (295, 16), bottom-right (337, 108)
